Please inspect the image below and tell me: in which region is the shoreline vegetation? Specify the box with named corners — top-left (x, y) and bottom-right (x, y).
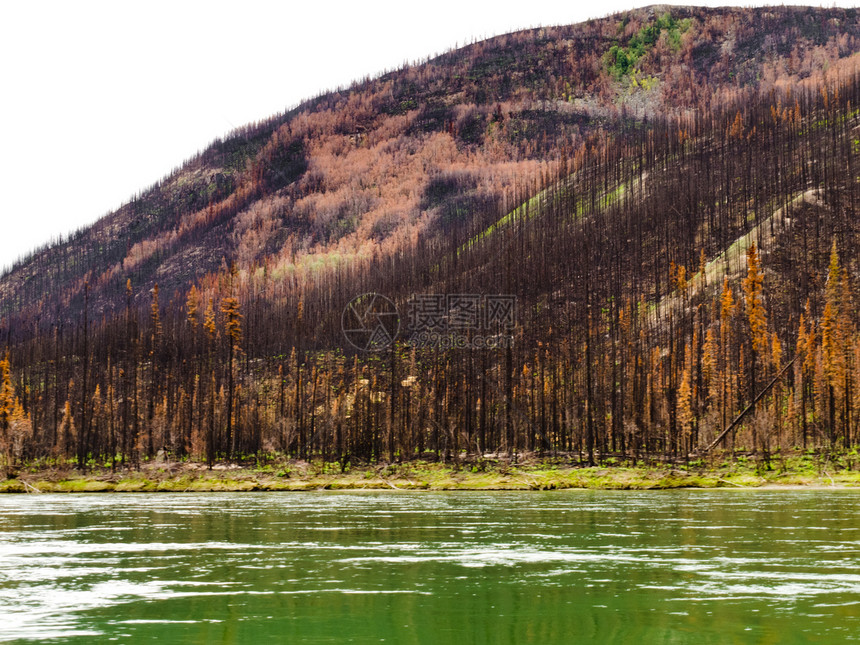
top-left (2, 22), bottom-right (860, 490)
top-left (3, 451), bottom-right (859, 493)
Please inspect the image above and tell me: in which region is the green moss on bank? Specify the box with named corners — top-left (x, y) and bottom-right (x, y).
top-left (3, 454), bottom-right (860, 493)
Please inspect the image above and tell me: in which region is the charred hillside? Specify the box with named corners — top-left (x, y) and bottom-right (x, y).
top-left (1, 6), bottom-right (860, 469)
top-left (1, 5), bottom-right (858, 327)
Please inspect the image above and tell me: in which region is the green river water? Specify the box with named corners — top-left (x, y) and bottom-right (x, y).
top-left (1, 490), bottom-right (859, 644)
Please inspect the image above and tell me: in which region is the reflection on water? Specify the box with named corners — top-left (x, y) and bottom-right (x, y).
top-left (1, 491), bottom-right (859, 643)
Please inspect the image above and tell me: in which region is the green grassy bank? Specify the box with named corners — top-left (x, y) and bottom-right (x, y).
top-left (2, 452), bottom-right (860, 493)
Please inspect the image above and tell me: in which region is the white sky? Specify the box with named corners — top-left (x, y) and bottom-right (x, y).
top-left (0, 0), bottom-right (855, 272)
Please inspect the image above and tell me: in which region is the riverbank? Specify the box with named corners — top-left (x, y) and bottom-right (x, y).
top-left (2, 453), bottom-right (860, 492)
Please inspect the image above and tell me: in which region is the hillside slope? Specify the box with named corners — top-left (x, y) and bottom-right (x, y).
top-left (1, 5), bottom-right (858, 326)
top-left (1, 6), bottom-right (860, 470)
